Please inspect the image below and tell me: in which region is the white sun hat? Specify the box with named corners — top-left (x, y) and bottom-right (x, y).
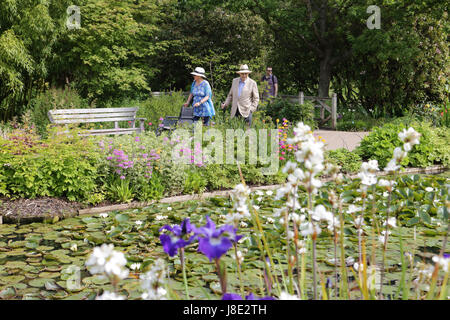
top-left (236, 64), bottom-right (252, 74)
top-left (190, 67), bottom-right (207, 78)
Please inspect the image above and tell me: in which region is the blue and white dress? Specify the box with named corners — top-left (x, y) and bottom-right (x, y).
top-left (190, 80), bottom-right (215, 117)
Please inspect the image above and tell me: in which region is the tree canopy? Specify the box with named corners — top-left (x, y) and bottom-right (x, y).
top-left (0, 0), bottom-right (448, 121)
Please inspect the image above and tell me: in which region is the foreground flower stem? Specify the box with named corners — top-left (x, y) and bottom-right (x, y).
top-left (380, 185), bottom-right (393, 299)
top-left (312, 232), bottom-right (318, 300)
top-left (284, 203), bottom-right (294, 295)
top-left (338, 204), bottom-right (349, 299)
top-left (215, 258), bottom-right (227, 295)
top-left (233, 243), bottom-right (244, 297)
top-left (180, 248), bottom-right (190, 300)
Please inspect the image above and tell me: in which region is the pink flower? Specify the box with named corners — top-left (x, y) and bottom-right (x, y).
top-left (159, 117), bottom-right (164, 121)
top-left (120, 175), bottom-right (126, 180)
top-left (148, 122), bottom-right (152, 126)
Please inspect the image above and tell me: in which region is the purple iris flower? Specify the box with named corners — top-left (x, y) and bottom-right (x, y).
top-left (159, 219), bottom-right (195, 257)
top-left (193, 216), bottom-right (242, 261)
top-left (222, 293), bottom-right (276, 300)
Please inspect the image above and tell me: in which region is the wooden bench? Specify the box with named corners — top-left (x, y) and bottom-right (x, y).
top-left (48, 107), bottom-right (146, 136)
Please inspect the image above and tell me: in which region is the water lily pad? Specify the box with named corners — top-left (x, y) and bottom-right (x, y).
top-left (0, 287), bottom-right (17, 299)
top-left (12, 282), bottom-right (28, 290)
top-left (5, 261), bottom-right (27, 269)
top-left (28, 278), bottom-right (55, 288)
top-left (7, 241), bottom-right (27, 248)
top-left (82, 276), bottom-right (109, 285)
top-left (0, 275), bottom-right (26, 285)
top-left (39, 272), bottom-right (60, 279)
top-left (36, 246), bottom-right (55, 252)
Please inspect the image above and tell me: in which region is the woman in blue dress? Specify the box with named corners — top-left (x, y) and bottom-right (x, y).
top-left (183, 67), bottom-right (215, 126)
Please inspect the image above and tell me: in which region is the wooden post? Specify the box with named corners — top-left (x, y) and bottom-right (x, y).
top-left (299, 91), bottom-right (304, 104)
top-left (331, 93), bottom-right (337, 130)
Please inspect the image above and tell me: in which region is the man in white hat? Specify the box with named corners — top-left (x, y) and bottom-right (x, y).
top-left (221, 64), bottom-right (259, 126)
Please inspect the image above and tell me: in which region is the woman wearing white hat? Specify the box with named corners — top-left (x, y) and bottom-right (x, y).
top-left (183, 67), bottom-right (215, 126)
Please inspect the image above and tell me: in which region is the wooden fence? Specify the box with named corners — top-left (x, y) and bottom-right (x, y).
top-left (279, 92), bottom-right (337, 129)
top-left (151, 91), bottom-right (338, 129)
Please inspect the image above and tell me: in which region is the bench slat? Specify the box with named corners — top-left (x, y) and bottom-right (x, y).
top-left (51, 112), bottom-right (137, 120)
top-left (49, 107), bottom-right (138, 114)
top-left (52, 117), bottom-right (138, 124)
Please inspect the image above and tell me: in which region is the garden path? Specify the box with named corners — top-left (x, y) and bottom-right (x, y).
top-left (313, 130), bottom-right (369, 151)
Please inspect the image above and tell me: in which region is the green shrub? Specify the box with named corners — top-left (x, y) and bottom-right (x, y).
top-left (355, 118), bottom-right (450, 168)
top-left (184, 169), bottom-right (207, 194)
top-left (28, 86), bottom-right (89, 138)
top-left (326, 148), bottom-right (362, 173)
top-left (134, 92), bottom-right (186, 130)
top-left (0, 127), bottom-right (101, 201)
top-left (261, 98), bottom-right (315, 128)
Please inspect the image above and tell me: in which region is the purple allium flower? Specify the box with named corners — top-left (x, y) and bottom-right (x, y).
top-left (159, 219), bottom-right (195, 257)
top-left (193, 216), bottom-right (242, 261)
top-left (135, 136), bottom-right (140, 142)
top-left (120, 175), bottom-right (126, 180)
top-left (159, 117), bottom-right (164, 121)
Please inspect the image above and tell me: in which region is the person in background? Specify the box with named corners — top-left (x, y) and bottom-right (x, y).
top-left (183, 67), bottom-right (215, 126)
top-left (221, 64), bottom-right (259, 127)
top-left (261, 66), bottom-right (278, 101)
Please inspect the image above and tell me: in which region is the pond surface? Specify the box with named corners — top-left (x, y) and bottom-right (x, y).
top-left (0, 173), bottom-right (448, 300)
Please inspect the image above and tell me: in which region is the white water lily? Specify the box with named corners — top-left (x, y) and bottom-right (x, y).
top-left (70, 243), bottom-right (78, 252)
top-left (425, 187), bottom-right (434, 192)
top-left (266, 190), bottom-right (273, 196)
top-left (135, 220), bottom-right (143, 226)
top-left (167, 207), bottom-right (172, 211)
top-left (155, 214), bottom-right (168, 221)
top-left (99, 213), bottom-right (108, 218)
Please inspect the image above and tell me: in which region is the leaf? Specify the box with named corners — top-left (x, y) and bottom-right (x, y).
top-left (406, 217), bottom-right (420, 226)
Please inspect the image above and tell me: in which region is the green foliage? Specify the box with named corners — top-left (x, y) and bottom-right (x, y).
top-left (106, 178), bottom-right (134, 204)
top-left (52, 0), bottom-right (157, 104)
top-left (28, 85), bottom-right (89, 137)
top-left (0, 127), bottom-right (101, 201)
top-left (326, 148), bottom-right (362, 174)
top-left (134, 92), bottom-right (186, 128)
top-left (356, 118), bottom-right (450, 168)
top-left (261, 99), bottom-right (315, 128)
top-left (0, 0), bottom-right (73, 121)
top-left (184, 169), bottom-right (207, 194)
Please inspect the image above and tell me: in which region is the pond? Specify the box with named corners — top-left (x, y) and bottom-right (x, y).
top-left (0, 173), bottom-right (448, 300)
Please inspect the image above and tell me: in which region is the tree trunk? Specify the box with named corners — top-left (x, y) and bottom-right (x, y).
top-left (318, 49), bottom-right (332, 98)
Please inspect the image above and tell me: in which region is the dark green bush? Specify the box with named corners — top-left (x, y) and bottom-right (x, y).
top-left (262, 98), bottom-right (315, 128)
top-left (28, 86), bottom-right (89, 138)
